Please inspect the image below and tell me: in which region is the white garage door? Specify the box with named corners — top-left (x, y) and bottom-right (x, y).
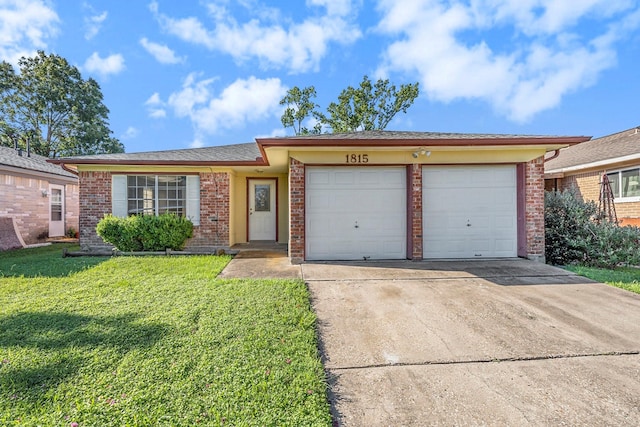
top-left (423, 165), bottom-right (517, 258)
top-left (306, 167), bottom-right (406, 260)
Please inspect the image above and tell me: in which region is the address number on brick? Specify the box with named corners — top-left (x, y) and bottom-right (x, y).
top-left (345, 154), bottom-right (369, 164)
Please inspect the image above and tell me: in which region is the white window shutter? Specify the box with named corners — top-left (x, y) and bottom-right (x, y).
top-left (111, 175), bottom-right (128, 217)
top-left (186, 175), bottom-right (200, 226)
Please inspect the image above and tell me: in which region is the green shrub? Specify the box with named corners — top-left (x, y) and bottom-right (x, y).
top-left (96, 214), bottom-right (193, 251)
top-left (545, 189), bottom-right (640, 267)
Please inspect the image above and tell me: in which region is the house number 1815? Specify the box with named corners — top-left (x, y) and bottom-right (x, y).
top-left (345, 154), bottom-right (369, 163)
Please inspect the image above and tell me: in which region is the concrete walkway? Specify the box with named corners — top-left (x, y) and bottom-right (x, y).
top-left (217, 246), bottom-right (301, 279)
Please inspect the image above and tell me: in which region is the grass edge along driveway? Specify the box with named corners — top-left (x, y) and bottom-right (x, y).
top-left (567, 265), bottom-right (640, 295)
top-left (0, 245), bottom-right (331, 426)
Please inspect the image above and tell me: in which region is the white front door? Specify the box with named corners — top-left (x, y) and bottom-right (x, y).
top-left (49, 184), bottom-right (65, 237)
top-left (423, 165), bottom-right (517, 258)
top-left (305, 166), bottom-right (407, 260)
top-left (248, 179), bottom-right (276, 241)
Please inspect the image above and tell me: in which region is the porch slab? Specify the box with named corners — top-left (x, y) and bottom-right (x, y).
top-left (218, 248), bottom-right (301, 279)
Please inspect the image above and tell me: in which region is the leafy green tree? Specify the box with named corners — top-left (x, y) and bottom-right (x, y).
top-left (280, 75), bottom-right (419, 135)
top-left (0, 51), bottom-right (123, 157)
top-left (279, 85), bottom-right (321, 135)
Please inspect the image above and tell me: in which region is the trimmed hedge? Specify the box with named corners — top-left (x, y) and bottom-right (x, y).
top-left (545, 189), bottom-right (640, 268)
top-left (96, 214), bottom-right (194, 252)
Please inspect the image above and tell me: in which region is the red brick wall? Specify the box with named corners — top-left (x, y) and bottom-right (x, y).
top-left (79, 171), bottom-right (111, 249)
top-left (409, 164), bottom-right (423, 259)
top-left (525, 156), bottom-right (545, 261)
top-left (188, 172), bottom-right (230, 248)
top-left (79, 171), bottom-right (231, 251)
top-left (289, 158), bottom-right (305, 263)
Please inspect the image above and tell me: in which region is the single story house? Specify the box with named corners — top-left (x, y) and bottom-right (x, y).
top-left (0, 145), bottom-right (79, 245)
top-left (545, 127), bottom-right (640, 226)
top-left (52, 131), bottom-right (590, 263)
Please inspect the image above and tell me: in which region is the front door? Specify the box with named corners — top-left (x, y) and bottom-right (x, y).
top-left (248, 179), bottom-right (276, 241)
top-left (49, 184), bottom-right (65, 237)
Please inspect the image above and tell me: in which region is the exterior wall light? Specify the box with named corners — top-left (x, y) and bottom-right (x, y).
top-left (412, 148), bottom-right (431, 158)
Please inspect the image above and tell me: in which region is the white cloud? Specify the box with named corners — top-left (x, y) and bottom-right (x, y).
top-left (473, 0), bottom-right (633, 35)
top-left (151, 2), bottom-right (361, 73)
top-left (376, 0), bottom-right (638, 122)
top-left (0, 0), bottom-right (59, 64)
top-left (256, 127), bottom-right (288, 139)
top-left (121, 126), bottom-right (139, 140)
top-left (166, 74), bottom-right (287, 139)
top-left (140, 37), bottom-right (185, 64)
top-left (83, 52), bottom-right (125, 78)
top-left (145, 92), bottom-right (167, 118)
top-left (306, 0), bottom-right (355, 17)
top-left (84, 9), bottom-right (107, 40)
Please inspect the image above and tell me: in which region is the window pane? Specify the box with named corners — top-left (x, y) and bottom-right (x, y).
top-left (621, 169), bottom-right (640, 198)
top-left (154, 176), bottom-right (187, 217)
top-left (126, 175), bottom-right (186, 217)
top-left (255, 185), bottom-right (270, 212)
top-left (607, 173), bottom-right (619, 198)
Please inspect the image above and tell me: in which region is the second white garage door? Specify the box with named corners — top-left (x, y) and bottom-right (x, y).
top-left (306, 167), bottom-right (406, 260)
top-left (423, 165), bottom-right (517, 258)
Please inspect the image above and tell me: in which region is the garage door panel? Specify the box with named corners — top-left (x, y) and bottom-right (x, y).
top-left (423, 165), bottom-right (517, 258)
top-left (306, 167), bottom-right (407, 260)
top-left (307, 170), bottom-right (331, 186)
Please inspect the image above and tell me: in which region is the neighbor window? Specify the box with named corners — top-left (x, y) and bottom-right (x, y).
top-left (606, 168), bottom-right (640, 199)
top-left (126, 175), bottom-right (186, 216)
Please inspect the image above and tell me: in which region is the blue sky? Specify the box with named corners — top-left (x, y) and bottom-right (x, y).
top-left (2, 0), bottom-right (640, 153)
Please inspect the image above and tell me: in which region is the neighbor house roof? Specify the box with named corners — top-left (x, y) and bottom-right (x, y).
top-left (545, 127), bottom-right (640, 174)
top-left (0, 146), bottom-right (77, 179)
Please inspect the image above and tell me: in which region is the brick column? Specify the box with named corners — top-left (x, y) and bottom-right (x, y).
top-left (189, 172), bottom-right (230, 248)
top-left (288, 158), bottom-right (305, 263)
top-left (79, 171), bottom-right (112, 250)
top-left (525, 156), bottom-right (545, 262)
top-left (410, 164), bottom-right (423, 260)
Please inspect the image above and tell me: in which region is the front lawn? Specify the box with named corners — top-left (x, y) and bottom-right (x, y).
top-left (566, 265), bottom-right (640, 295)
top-left (0, 245), bottom-right (331, 426)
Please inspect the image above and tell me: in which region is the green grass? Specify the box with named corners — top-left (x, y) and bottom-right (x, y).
top-left (566, 265), bottom-right (640, 295)
top-left (0, 245), bottom-right (331, 426)
top-left (0, 243), bottom-right (108, 278)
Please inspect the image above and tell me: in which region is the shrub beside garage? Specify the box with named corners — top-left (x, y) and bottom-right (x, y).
top-left (545, 189), bottom-right (640, 268)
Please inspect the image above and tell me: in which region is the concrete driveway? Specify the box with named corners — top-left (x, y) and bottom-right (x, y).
top-left (302, 259), bottom-right (640, 426)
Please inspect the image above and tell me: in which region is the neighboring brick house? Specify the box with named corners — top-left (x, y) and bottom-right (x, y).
top-left (545, 127), bottom-right (640, 226)
top-left (52, 131), bottom-right (590, 263)
top-left (0, 145), bottom-right (79, 245)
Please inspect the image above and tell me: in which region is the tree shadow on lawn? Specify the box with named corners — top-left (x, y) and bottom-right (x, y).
top-left (0, 244), bottom-right (110, 278)
top-left (0, 311), bottom-right (167, 401)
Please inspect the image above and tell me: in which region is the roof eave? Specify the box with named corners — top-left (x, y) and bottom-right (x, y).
top-left (545, 152), bottom-right (640, 176)
top-left (48, 158), bottom-right (269, 167)
top-left (257, 136), bottom-right (591, 148)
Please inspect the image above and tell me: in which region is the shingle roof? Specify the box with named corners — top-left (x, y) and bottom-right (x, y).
top-left (545, 127), bottom-right (640, 172)
top-left (54, 131), bottom-right (589, 166)
top-left (268, 130), bottom-right (568, 140)
top-left (59, 142), bottom-right (261, 163)
top-left (0, 146), bottom-right (77, 179)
